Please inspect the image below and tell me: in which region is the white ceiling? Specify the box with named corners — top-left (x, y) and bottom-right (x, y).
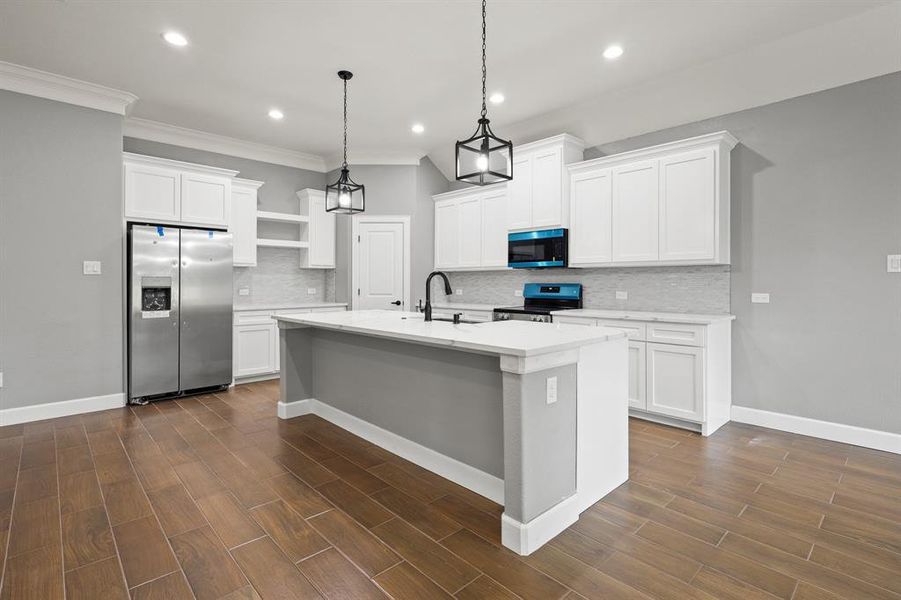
top-left (1, 1), bottom-right (898, 176)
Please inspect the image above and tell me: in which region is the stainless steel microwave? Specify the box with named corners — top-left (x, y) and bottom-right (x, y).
top-left (508, 228), bottom-right (568, 268)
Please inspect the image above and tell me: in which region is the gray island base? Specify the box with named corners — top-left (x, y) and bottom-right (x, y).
top-left (274, 310), bottom-right (629, 555)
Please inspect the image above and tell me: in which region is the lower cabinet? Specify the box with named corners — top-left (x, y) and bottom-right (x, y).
top-left (233, 306), bottom-right (346, 380)
top-left (553, 314), bottom-right (730, 435)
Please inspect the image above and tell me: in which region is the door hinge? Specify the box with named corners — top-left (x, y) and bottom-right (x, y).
top-left (357, 235), bottom-right (361, 242)
top-left (357, 288), bottom-right (360, 296)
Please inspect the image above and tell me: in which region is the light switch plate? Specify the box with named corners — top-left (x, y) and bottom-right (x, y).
top-left (888, 255), bottom-right (901, 273)
top-left (83, 261), bottom-right (101, 275)
top-left (307, 288), bottom-right (317, 295)
top-left (238, 287), bottom-right (250, 296)
top-left (546, 376), bottom-right (558, 405)
top-left (751, 293), bottom-right (770, 304)
top-left (455, 289), bottom-right (463, 295)
top-left (514, 290), bottom-right (523, 297)
top-left (615, 291), bottom-right (628, 300)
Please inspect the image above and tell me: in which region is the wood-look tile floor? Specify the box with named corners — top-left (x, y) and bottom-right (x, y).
top-left (1, 381), bottom-right (899, 599)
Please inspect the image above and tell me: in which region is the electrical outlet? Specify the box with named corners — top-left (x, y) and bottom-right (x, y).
top-left (238, 287), bottom-right (250, 296)
top-left (0, 372), bottom-right (3, 388)
top-left (455, 289), bottom-right (463, 295)
top-left (615, 290), bottom-right (628, 300)
top-left (751, 293), bottom-right (770, 304)
top-left (888, 255), bottom-right (901, 273)
top-left (83, 261), bottom-right (101, 275)
top-left (514, 289), bottom-right (523, 297)
top-left (546, 376), bottom-right (558, 405)
top-left (307, 288), bottom-right (317, 295)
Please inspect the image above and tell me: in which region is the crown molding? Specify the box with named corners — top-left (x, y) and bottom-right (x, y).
top-left (324, 149), bottom-right (426, 173)
top-left (123, 117), bottom-right (328, 173)
top-left (0, 61), bottom-right (137, 115)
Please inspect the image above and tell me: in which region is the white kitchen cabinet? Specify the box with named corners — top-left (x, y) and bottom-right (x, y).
top-left (480, 189), bottom-right (508, 267)
top-left (507, 134), bottom-right (585, 232)
top-left (569, 169), bottom-right (613, 265)
top-left (297, 189), bottom-right (336, 268)
top-left (124, 153), bottom-right (238, 228)
top-left (233, 306), bottom-right (346, 380)
top-left (551, 311), bottom-right (732, 435)
top-left (433, 184), bottom-right (508, 271)
top-left (646, 343), bottom-right (704, 422)
top-left (567, 131), bottom-right (737, 268)
top-left (230, 178), bottom-right (263, 267)
top-left (612, 160), bottom-right (659, 263)
top-left (659, 148), bottom-right (716, 261)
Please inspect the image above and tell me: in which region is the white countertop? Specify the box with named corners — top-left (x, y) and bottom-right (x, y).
top-left (551, 308), bottom-right (735, 324)
top-left (234, 302), bottom-right (347, 312)
top-left (273, 309), bottom-right (626, 357)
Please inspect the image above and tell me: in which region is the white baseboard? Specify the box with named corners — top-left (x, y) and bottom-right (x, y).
top-left (278, 398), bottom-right (504, 504)
top-left (731, 406), bottom-right (901, 455)
top-left (0, 392), bottom-right (126, 426)
top-left (501, 494), bottom-right (580, 556)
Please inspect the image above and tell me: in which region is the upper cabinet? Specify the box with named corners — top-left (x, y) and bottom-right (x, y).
top-left (297, 189), bottom-right (336, 269)
top-left (507, 134), bottom-right (585, 232)
top-left (230, 178), bottom-right (263, 267)
top-left (434, 184), bottom-right (508, 271)
top-left (569, 131), bottom-right (737, 268)
top-left (124, 153), bottom-right (237, 228)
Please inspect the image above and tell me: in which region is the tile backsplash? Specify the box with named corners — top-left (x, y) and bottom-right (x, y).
top-left (234, 248), bottom-right (330, 307)
top-left (432, 265), bottom-right (731, 314)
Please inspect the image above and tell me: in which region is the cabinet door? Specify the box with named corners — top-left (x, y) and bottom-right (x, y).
top-left (124, 162), bottom-right (181, 222)
top-left (552, 316), bottom-right (598, 326)
top-left (181, 172), bottom-right (230, 227)
top-left (309, 193), bottom-right (336, 268)
top-left (612, 160), bottom-right (659, 262)
top-left (659, 149), bottom-right (716, 261)
top-left (531, 147), bottom-right (563, 228)
top-left (230, 185), bottom-right (257, 267)
top-left (507, 155), bottom-right (532, 230)
top-left (234, 323), bottom-right (276, 377)
top-left (458, 196), bottom-right (483, 268)
top-left (646, 343), bottom-right (704, 421)
top-left (628, 341), bottom-right (647, 410)
top-left (481, 189), bottom-right (508, 267)
top-left (570, 169), bottom-right (613, 265)
top-left (434, 199), bottom-right (460, 269)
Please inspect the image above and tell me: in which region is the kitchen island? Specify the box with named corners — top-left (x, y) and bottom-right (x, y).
top-left (274, 309), bottom-right (628, 555)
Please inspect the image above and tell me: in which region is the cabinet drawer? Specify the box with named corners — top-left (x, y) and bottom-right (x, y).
top-left (646, 322), bottom-right (705, 347)
top-left (234, 311), bottom-right (273, 326)
top-left (596, 320), bottom-right (647, 341)
top-left (553, 316), bottom-right (597, 326)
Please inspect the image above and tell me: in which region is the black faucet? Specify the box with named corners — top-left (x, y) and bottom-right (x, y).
top-left (424, 271), bottom-right (452, 322)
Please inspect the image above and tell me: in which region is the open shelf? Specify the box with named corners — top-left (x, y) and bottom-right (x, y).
top-left (257, 238), bottom-right (309, 249)
top-left (257, 210), bottom-right (309, 224)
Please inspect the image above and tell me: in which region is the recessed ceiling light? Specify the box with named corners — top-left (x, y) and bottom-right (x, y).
top-left (411, 123), bottom-right (425, 134)
top-left (603, 45), bottom-right (624, 60)
top-left (489, 92), bottom-right (505, 104)
top-left (268, 108), bottom-right (284, 121)
top-left (162, 31), bottom-right (188, 47)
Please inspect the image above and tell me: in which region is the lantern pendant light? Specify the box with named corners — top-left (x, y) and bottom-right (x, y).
top-left (326, 70), bottom-right (365, 213)
top-left (455, 0), bottom-right (512, 185)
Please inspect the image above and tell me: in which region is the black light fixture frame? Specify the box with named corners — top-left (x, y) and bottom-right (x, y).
top-left (326, 70), bottom-right (365, 214)
top-left (455, 0), bottom-right (512, 186)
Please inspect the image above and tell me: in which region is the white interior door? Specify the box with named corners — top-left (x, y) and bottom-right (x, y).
top-left (357, 221), bottom-right (406, 310)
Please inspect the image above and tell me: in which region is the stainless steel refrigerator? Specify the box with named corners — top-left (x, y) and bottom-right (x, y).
top-left (128, 224), bottom-right (233, 403)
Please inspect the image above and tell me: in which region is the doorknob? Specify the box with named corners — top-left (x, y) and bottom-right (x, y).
top-left (390, 300), bottom-right (402, 306)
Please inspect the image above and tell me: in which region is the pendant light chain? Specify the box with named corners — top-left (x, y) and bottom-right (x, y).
top-left (342, 77), bottom-right (348, 169)
top-left (480, 0), bottom-right (487, 119)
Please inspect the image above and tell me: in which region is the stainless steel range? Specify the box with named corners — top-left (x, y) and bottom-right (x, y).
top-left (493, 283), bottom-right (582, 323)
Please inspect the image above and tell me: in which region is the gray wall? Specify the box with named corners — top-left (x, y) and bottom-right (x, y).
top-left (333, 158), bottom-right (449, 305)
top-left (0, 90), bottom-right (124, 411)
top-left (122, 138), bottom-right (329, 306)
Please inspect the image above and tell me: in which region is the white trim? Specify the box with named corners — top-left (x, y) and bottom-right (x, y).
top-left (0, 393), bottom-right (126, 426)
top-left (501, 494), bottom-right (580, 556)
top-left (324, 150), bottom-right (425, 172)
top-left (122, 151), bottom-right (239, 178)
top-left (499, 349), bottom-right (581, 375)
top-left (351, 215), bottom-right (412, 312)
top-left (0, 61), bottom-right (137, 115)
top-left (124, 117), bottom-right (328, 172)
top-left (731, 406), bottom-right (901, 455)
top-left (278, 398), bottom-right (504, 503)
